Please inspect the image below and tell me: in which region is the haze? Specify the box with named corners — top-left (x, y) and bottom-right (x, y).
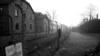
top-left (27, 0), bottom-right (100, 27)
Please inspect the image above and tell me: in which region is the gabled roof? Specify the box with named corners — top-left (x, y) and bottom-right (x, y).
top-left (23, 0), bottom-right (35, 14)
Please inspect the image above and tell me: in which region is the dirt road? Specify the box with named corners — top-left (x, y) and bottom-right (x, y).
top-left (55, 32), bottom-right (100, 56)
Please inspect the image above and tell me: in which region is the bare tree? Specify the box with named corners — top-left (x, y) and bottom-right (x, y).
top-left (87, 4), bottom-right (98, 20)
top-left (46, 11), bottom-right (51, 19)
top-left (88, 4), bottom-right (97, 20)
top-left (52, 10), bottom-right (57, 20)
top-left (45, 10), bottom-right (57, 20)
top-left (81, 4), bottom-right (98, 20)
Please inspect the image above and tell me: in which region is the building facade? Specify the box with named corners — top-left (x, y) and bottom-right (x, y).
top-left (35, 12), bottom-right (49, 34)
top-left (0, 0), bottom-right (35, 56)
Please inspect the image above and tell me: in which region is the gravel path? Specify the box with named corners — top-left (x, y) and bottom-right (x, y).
top-left (55, 32), bottom-right (99, 56)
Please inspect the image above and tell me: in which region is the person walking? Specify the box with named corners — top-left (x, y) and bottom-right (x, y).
top-left (57, 28), bottom-right (62, 38)
top-left (57, 28), bottom-right (62, 50)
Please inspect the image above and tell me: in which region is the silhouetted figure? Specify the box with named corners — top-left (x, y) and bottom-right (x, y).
top-left (57, 28), bottom-right (62, 50)
top-left (57, 28), bottom-right (62, 38)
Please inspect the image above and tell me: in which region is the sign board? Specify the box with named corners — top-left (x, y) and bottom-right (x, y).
top-left (5, 42), bottom-right (23, 56)
top-left (5, 45), bottom-right (14, 56)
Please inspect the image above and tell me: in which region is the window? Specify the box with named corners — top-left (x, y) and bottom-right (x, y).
top-left (30, 24), bottom-right (32, 30)
top-left (0, 8), bottom-right (2, 10)
top-left (15, 23), bottom-right (19, 30)
top-left (30, 15), bottom-right (32, 20)
top-left (24, 24), bottom-right (26, 31)
top-left (27, 5), bottom-right (28, 9)
top-left (15, 9), bottom-right (18, 16)
top-left (23, 13), bottom-right (26, 18)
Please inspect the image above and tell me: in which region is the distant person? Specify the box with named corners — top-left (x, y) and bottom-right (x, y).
top-left (57, 28), bottom-right (62, 50)
top-left (57, 28), bottom-right (62, 38)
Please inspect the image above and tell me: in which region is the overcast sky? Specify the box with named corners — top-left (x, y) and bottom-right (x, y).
top-left (27, 0), bottom-right (100, 27)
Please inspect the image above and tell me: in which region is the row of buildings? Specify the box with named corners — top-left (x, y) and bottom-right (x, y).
top-left (0, 0), bottom-right (58, 37)
top-left (0, 0), bottom-right (59, 56)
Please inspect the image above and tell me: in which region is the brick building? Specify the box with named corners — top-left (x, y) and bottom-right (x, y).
top-left (0, 0), bottom-right (35, 56)
top-left (35, 12), bottom-right (49, 34)
top-left (0, 0), bottom-right (59, 56)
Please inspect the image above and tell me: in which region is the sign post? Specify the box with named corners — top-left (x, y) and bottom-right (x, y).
top-left (5, 42), bottom-right (23, 56)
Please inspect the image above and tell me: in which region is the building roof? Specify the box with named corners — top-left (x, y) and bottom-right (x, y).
top-left (23, 0), bottom-right (35, 14)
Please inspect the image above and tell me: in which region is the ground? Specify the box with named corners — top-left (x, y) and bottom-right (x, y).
top-left (55, 32), bottom-right (100, 56)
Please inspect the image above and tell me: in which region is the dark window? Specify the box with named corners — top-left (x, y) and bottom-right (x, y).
top-left (27, 5), bottom-right (28, 9)
top-left (30, 24), bottom-right (32, 30)
top-left (24, 24), bottom-right (26, 31)
top-left (30, 15), bottom-right (32, 20)
top-left (16, 23), bottom-right (19, 30)
top-left (23, 13), bottom-right (26, 18)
